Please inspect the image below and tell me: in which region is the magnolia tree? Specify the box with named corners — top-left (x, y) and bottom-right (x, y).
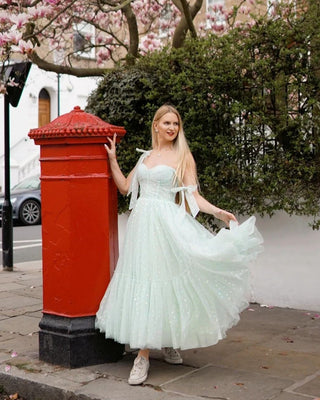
top-left (0, 0), bottom-right (261, 92)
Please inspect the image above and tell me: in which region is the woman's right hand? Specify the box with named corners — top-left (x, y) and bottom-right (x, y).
top-left (105, 133), bottom-right (117, 161)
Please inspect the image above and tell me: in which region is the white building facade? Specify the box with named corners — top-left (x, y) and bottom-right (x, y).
top-left (0, 64), bottom-right (98, 190)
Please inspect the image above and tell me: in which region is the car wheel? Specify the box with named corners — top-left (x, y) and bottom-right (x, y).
top-left (19, 199), bottom-right (41, 225)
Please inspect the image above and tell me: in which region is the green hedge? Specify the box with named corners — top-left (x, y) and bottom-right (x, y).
top-left (87, 4), bottom-right (320, 229)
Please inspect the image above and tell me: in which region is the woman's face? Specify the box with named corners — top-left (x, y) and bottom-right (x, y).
top-left (154, 112), bottom-right (179, 144)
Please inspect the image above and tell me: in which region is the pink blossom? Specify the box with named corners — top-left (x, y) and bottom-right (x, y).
top-left (0, 10), bottom-right (11, 24)
top-left (10, 13), bottom-right (30, 29)
top-left (212, 23), bottom-right (224, 33)
top-left (11, 39), bottom-right (34, 54)
top-left (29, 5), bottom-right (52, 18)
top-left (5, 31), bottom-right (22, 44)
top-left (0, 33), bottom-right (8, 46)
top-left (97, 48), bottom-right (111, 64)
top-left (240, 5), bottom-right (250, 15)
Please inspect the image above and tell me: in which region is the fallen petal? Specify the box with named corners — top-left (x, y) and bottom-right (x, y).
top-left (11, 351), bottom-right (18, 358)
top-left (5, 365), bottom-right (11, 372)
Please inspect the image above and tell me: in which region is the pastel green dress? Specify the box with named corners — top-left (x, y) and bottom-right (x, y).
top-left (95, 150), bottom-right (263, 350)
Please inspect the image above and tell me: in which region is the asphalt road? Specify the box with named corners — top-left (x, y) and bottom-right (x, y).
top-left (0, 224), bottom-right (42, 265)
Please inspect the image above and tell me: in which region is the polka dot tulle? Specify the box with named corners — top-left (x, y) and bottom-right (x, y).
top-left (95, 158), bottom-right (263, 350)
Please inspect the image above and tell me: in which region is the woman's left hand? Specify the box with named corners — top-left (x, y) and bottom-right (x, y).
top-left (213, 208), bottom-right (238, 227)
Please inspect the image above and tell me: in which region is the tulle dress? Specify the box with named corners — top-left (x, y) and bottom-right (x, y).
top-left (95, 150), bottom-right (263, 350)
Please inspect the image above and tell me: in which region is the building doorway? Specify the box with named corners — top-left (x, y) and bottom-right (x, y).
top-left (38, 89), bottom-right (51, 127)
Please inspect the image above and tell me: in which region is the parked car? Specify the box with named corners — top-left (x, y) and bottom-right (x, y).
top-left (0, 175), bottom-right (41, 225)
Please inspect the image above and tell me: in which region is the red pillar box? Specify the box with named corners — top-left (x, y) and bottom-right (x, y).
top-left (29, 106), bottom-right (126, 367)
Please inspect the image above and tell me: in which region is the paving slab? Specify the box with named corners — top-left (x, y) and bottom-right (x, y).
top-left (87, 354), bottom-right (197, 387)
top-left (0, 333), bottom-right (38, 355)
top-left (162, 364), bottom-right (293, 400)
top-left (0, 294), bottom-right (41, 311)
top-left (0, 315), bottom-right (40, 335)
top-left (293, 375), bottom-right (320, 397)
top-left (272, 393), bottom-right (316, 400)
top-left (1, 304), bottom-right (42, 317)
top-left (219, 344), bottom-right (320, 380)
top-left (10, 286), bottom-right (43, 299)
top-left (0, 282), bottom-right (29, 292)
top-left (78, 376), bottom-right (201, 400)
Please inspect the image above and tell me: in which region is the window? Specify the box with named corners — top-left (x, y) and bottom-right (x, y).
top-left (73, 22), bottom-right (95, 59)
top-left (159, 3), bottom-right (173, 39)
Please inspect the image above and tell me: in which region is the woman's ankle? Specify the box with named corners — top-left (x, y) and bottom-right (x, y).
top-left (137, 349), bottom-right (150, 360)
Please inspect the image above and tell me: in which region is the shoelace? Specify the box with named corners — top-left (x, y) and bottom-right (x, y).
top-left (131, 357), bottom-right (147, 375)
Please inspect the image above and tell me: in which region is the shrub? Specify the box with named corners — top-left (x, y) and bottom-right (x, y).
top-left (86, 5), bottom-right (320, 228)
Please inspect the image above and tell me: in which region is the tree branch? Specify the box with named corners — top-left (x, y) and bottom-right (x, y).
top-left (29, 51), bottom-right (110, 76)
top-left (122, 2), bottom-right (139, 63)
top-left (97, 0), bottom-right (134, 13)
top-left (172, 0), bottom-right (203, 48)
top-left (179, 0), bottom-right (197, 39)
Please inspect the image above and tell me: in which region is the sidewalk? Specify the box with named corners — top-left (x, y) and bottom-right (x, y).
top-left (0, 261), bottom-right (320, 400)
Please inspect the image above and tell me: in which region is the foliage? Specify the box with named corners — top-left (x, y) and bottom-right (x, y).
top-left (86, 0), bottom-right (320, 229)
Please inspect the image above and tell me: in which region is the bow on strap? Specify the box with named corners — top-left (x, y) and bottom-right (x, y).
top-left (128, 149), bottom-right (151, 210)
top-left (171, 185), bottom-right (199, 218)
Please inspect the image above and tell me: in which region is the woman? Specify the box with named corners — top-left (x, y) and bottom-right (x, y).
top-left (96, 104), bottom-right (263, 385)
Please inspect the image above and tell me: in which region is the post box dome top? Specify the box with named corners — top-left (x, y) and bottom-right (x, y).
top-left (29, 106), bottom-right (126, 139)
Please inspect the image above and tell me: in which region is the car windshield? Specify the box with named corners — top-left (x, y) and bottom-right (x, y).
top-left (11, 176), bottom-right (40, 191)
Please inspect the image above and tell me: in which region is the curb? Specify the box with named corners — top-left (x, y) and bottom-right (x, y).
top-left (0, 372), bottom-right (98, 400)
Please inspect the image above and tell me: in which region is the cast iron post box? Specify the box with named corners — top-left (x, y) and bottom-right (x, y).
top-left (29, 106), bottom-right (126, 367)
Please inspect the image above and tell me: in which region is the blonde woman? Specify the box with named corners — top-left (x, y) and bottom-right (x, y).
top-left (96, 105), bottom-right (263, 385)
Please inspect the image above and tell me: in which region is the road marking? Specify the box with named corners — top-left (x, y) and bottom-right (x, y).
top-left (0, 240), bottom-right (42, 245)
top-left (0, 243), bottom-right (42, 251)
top-left (7, 239), bottom-right (42, 243)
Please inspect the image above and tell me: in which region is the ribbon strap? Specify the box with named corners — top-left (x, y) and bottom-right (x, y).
top-left (171, 185), bottom-right (199, 218)
top-left (128, 149), bottom-right (151, 210)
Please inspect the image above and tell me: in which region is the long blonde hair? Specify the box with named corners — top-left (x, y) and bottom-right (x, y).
top-left (151, 105), bottom-right (197, 186)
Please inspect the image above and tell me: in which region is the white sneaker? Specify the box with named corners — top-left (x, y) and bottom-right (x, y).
top-left (128, 356), bottom-right (150, 385)
top-left (162, 347), bottom-right (183, 364)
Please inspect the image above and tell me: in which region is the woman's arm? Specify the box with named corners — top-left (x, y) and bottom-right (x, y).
top-left (183, 155), bottom-right (238, 226)
top-left (105, 134), bottom-right (134, 195)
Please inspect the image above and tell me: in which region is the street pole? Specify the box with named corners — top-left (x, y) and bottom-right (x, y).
top-left (57, 73), bottom-right (61, 116)
top-left (1, 61), bottom-right (31, 271)
top-left (2, 94), bottom-right (13, 271)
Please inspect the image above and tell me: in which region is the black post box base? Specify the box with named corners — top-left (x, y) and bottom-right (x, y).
top-left (39, 313), bottom-right (124, 368)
